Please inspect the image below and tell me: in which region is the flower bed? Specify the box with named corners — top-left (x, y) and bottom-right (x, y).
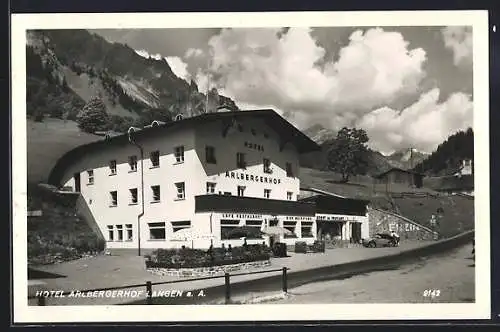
top-left (144, 244), bottom-right (271, 269)
top-left (148, 260), bottom-right (271, 278)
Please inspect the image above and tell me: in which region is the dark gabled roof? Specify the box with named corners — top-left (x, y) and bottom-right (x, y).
top-left (48, 109), bottom-right (320, 186)
top-left (373, 167), bottom-right (425, 179)
top-left (195, 195), bottom-right (317, 216)
top-left (298, 194), bottom-right (369, 216)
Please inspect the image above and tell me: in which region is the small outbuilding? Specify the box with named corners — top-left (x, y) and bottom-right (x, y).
top-left (373, 167), bottom-right (424, 190)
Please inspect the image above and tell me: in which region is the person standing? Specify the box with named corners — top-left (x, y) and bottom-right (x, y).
top-left (390, 230), bottom-right (400, 247)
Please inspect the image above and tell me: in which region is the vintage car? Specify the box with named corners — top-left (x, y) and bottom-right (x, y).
top-left (362, 233), bottom-right (397, 248)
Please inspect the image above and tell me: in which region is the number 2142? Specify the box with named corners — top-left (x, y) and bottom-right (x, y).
top-left (423, 289), bottom-right (441, 297)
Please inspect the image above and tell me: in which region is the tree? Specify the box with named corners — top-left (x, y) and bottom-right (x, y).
top-left (76, 97), bottom-right (110, 133)
top-left (327, 127), bottom-right (369, 183)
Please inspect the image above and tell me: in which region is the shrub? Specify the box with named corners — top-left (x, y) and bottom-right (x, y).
top-left (145, 244), bottom-right (270, 269)
top-left (311, 240), bottom-right (325, 253)
top-left (295, 241), bottom-right (308, 253)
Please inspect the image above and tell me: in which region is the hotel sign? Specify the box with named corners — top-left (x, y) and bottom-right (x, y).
top-left (244, 141), bottom-right (264, 152)
top-left (225, 171), bottom-right (281, 185)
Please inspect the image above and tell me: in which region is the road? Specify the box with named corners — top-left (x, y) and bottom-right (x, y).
top-left (231, 244), bottom-right (475, 304)
top-left (29, 241), bottom-right (431, 305)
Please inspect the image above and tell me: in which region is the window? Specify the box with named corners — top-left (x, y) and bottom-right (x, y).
top-left (245, 220), bottom-right (263, 239)
top-left (236, 152), bottom-right (246, 169)
top-left (237, 185), bottom-right (246, 197)
top-left (175, 182), bottom-right (185, 200)
top-left (125, 224), bottom-right (133, 241)
top-left (283, 221), bottom-right (298, 238)
top-left (287, 191), bottom-right (293, 200)
top-left (128, 155), bottom-right (138, 172)
top-left (129, 188), bottom-right (138, 204)
top-left (110, 191), bottom-right (117, 207)
top-left (286, 162), bottom-right (294, 177)
top-left (150, 151), bottom-right (160, 168)
top-left (301, 221), bottom-right (314, 238)
top-left (263, 158), bottom-right (272, 174)
top-left (206, 182), bottom-right (216, 194)
top-left (151, 185), bottom-right (160, 202)
top-left (221, 219), bottom-right (240, 239)
top-left (148, 222), bottom-right (166, 240)
top-left (174, 146), bottom-right (184, 163)
top-left (246, 220), bottom-right (263, 227)
top-left (264, 189), bottom-right (271, 199)
top-left (171, 220), bottom-right (191, 232)
top-left (107, 225), bottom-right (114, 241)
top-left (116, 225), bottom-right (124, 241)
top-left (109, 160), bottom-right (117, 175)
top-left (87, 170), bottom-right (94, 185)
top-left (205, 146), bottom-right (216, 164)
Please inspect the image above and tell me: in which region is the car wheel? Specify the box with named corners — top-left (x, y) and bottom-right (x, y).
top-left (369, 241), bottom-right (376, 248)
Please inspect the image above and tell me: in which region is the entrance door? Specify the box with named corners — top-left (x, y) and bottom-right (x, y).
top-left (351, 222), bottom-right (361, 243)
top-left (74, 173), bottom-right (81, 192)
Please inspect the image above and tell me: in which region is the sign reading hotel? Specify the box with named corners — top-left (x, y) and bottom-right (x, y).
top-left (225, 171), bottom-right (281, 185)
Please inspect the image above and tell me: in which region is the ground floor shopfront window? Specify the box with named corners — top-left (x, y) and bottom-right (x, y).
top-left (317, 221), bottom-right (343, 241)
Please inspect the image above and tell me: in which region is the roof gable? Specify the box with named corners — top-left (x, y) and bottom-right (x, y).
top-left (48, 109), bottom-right (320, 186)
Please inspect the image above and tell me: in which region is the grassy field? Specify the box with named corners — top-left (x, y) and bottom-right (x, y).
top-left (393, 195), bottom-right (474, 238)
top-left (299, 167), bottom-right (440, 199)
top-left (27, 118), bottom-right (101, 184)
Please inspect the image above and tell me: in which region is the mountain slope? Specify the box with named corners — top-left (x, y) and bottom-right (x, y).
top-left (386, 149), bottom-right (429, 170)
top-left (414, 128), bottom-right (474, 176)
top-left (301, 124), bottom-right (431, 175)
top-left (302, 124), bottom-right (337, 144)
top-left (26, 29), bottom-right (239, 128)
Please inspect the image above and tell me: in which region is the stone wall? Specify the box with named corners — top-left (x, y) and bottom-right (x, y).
top-left (147, 260), bottom-right (271, 278)
top-left (367, 207), bottom-right (436, 241)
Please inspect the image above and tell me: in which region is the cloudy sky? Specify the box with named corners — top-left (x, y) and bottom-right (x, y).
top-left (94, 26), bottom-right (473, 155)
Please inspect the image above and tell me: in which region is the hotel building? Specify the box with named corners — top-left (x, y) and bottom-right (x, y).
top-left (49, 110), bottom-right (333, 253)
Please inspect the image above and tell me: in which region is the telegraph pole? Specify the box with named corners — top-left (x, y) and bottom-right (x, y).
top-left (205, 55), bottom-right (211, 114)
top-left (409, 147), bottom-right (414, 187)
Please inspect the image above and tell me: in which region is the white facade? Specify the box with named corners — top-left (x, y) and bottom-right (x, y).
top-left (56, 113), bottom-right (315, 251)
top-left (454, 159), bottom-right (473, 176)
top-left (316, 213), bottom-right (369, 241)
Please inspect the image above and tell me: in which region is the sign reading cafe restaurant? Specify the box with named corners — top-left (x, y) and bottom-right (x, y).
top-left (225, 171), bottom-right (281, 185)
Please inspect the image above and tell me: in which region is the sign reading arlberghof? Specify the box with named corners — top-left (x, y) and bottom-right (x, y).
top-left (225, 171), bottom-right (281, 184)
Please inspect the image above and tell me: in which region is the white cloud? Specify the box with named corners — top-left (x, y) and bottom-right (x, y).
top-left (355, 88), bottom-right (473, 154)
top-left (197, 27), bottom-right (427, 131)
top-left (134, 49), bottom-right (163, 60)
top-left (165, 56), bottom-right (190, 81)
top-left (442, 26), bottom-right (473, 69)
top-left (185, 48), bottom-right (204, 58)
top-left (136, 49), bottom-right (191, 80)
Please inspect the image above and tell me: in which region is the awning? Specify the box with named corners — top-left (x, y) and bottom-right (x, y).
top-left (170, 228), bottom-right (215, 241)
top-left (262, 226), bottom-right (293, 236)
